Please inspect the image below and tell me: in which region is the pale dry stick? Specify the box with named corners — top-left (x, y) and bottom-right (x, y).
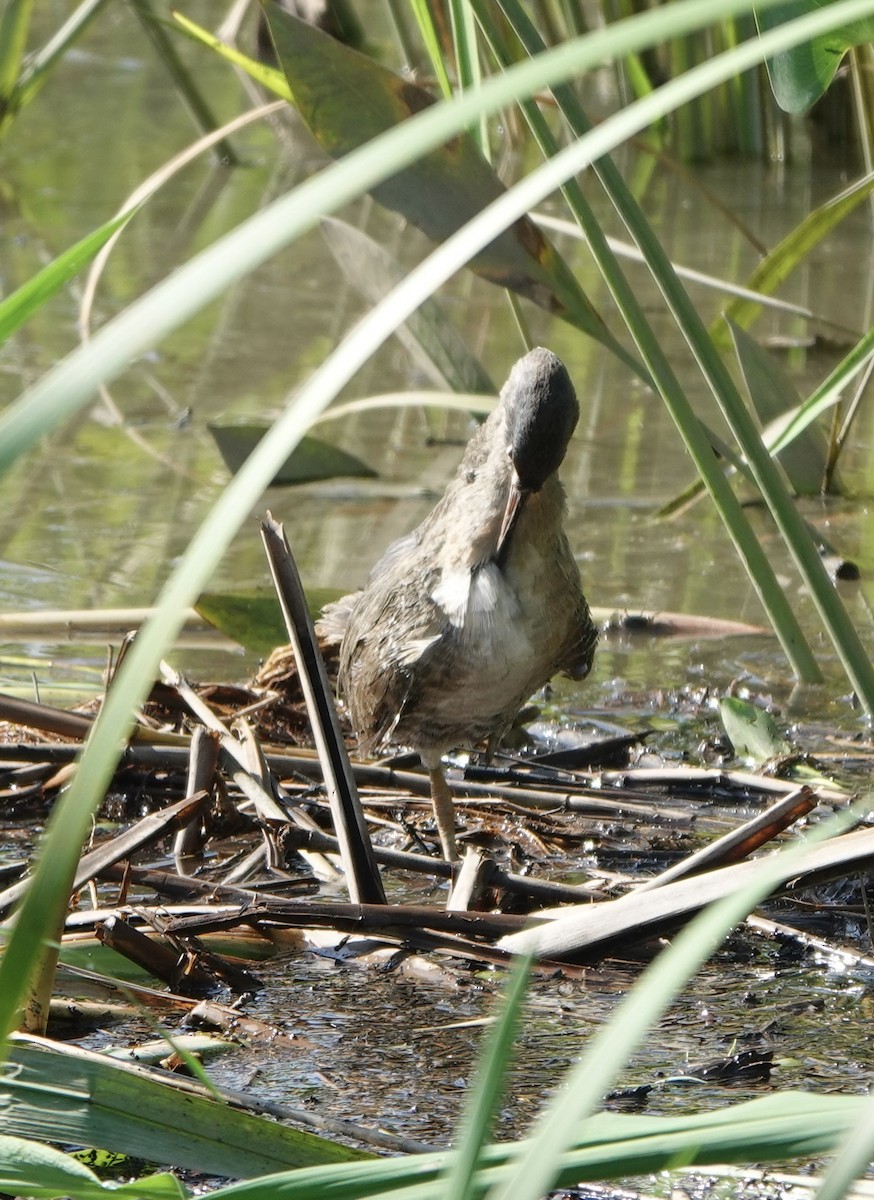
top-left (597, 764), bottom-right (851, 806)
top-left (500, 826), bottom-right (874, 961)
top-left (746, 913), bottom-right (874, 971)
top-left (158, 661), bottom-right (341, 882)
top-left (633, 785), bottom-right (818, 892)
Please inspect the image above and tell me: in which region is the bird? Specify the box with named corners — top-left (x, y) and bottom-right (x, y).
top-left (333, 346), bottom-right (597, 862)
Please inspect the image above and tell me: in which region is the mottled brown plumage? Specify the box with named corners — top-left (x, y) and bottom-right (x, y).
top-left (337, 347), bottom-right (597, 860)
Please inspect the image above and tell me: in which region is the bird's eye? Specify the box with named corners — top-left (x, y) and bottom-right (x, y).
top-left (464, 469), bottom-right (477, 483)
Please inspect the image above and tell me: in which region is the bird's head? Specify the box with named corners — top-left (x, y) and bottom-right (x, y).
top-left (495, 348), bottom-right (578, 562)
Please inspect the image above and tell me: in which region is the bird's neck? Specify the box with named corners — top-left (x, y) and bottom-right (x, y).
top-left (429, 475), bottom-right (566, 630)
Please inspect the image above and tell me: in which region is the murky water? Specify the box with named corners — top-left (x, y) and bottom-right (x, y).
top-left (4, 3), bottom-right (874, 1174)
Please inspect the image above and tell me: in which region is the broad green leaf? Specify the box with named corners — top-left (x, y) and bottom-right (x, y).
top-left (321, 217), bottom-right (496, 395)
top-left (197, 589), bottom-right (311, 655)
top-left (719, 696), bottom-right (790, 761)
top-left (757, 1), bottom-right (874, 111)
top-left (266, 4), bottom-right (628, 362)
top-left (208, 425), bottom-right (377, 484)
top-left (3, 1040), bottom-right (369, 1177)
top-left (718, 169), bottom-right (874, 340)
top-left (729, 319), bottom-right (827, 494)
top-left (0, 1134), bottom-right (184, 1200)
top-left (0, 211), bottom-right (134, 345)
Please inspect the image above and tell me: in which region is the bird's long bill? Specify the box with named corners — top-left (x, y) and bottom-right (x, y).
top-left (495, 475), bottom-right (530, 566)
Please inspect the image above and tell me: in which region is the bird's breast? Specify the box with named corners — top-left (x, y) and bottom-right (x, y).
top-left (430, 560), bottom-right (534, 673)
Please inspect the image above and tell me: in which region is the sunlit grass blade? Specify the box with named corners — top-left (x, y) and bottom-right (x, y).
top-left (170, 10), bottom-right (292, 102)
top-left (0, 211), bottom-right (133, 344)
top-left (437, 954), bottom-right (532, 1200)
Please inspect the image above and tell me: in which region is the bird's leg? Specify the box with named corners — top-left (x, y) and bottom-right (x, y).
top-left (428, 765), bottom-right (458, 862)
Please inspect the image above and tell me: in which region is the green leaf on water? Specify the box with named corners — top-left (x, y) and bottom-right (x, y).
top-left (197, 588), bottom-right (342, 656)
top-left (208, 424), bottom-right (377, 485)
top-left (756, 2), bottom-right (874, 112)
top-left (719, 696), bottom-right (790, 763)
top-left (266, 4), bottom-right (618, 355)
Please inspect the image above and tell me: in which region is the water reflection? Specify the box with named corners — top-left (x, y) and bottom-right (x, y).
top-left (1, 3), bottom-right (873, 727)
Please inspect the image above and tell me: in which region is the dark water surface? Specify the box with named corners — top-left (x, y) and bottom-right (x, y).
top-left (4, 3), bottom-right (874, 1180)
